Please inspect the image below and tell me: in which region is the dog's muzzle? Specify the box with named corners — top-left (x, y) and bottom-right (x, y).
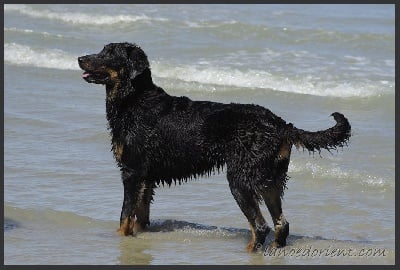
top-left (78, 56), bottom-right (109, 84)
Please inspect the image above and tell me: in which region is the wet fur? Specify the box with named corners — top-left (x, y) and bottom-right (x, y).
top-left (78, 42), bottom-right (351, 251)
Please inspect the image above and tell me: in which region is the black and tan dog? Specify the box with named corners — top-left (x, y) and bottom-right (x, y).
top-left (78, 42), bottom-right (351, 252)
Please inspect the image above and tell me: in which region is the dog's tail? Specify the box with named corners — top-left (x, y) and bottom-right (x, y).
top-left (285, 112), bottom-right (351, 153)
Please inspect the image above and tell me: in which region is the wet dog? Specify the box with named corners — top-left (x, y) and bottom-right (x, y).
top-left (78, 42), bottom-right (351, 251)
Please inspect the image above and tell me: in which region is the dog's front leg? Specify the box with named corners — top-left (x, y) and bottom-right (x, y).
top-left (118, 169), bottom-right (142, 236)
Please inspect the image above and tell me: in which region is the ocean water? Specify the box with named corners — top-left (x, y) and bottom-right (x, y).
top-left (3, 4), bottom-right (395, 265)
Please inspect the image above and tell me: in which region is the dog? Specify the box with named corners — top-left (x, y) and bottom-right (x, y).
top-left (78, 42), bottom-right (351, 252)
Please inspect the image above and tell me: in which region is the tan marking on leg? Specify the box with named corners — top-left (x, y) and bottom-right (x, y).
top-left (272, 214), bottom-right (289, 247)
top-left (118, 217), bottom-right (134, 236)
top-left (247, 222), bottom-right (257, 252)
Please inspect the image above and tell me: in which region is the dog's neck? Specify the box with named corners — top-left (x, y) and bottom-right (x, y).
top-left (130, 68), bottom-right (154, 94)
top-left (107, 68), bottom-right (159, 97)
top-left (105, 68), bottom-right (168, 135)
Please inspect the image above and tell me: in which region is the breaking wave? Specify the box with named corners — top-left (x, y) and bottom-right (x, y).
top-left (4, 42), bottom-right (391, 98)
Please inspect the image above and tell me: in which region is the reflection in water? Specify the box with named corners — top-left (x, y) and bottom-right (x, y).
top-left (118, 236), bottom-right (153, 265)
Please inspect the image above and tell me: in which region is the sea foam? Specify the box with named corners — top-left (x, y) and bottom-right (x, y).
top-left (4, 42), bottom-right (389, 98)
top-left (5, 4), bottom-right (167, 26)
top-left (5, 42), bottom-right (79, 70)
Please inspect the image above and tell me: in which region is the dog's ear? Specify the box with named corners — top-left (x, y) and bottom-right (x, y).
top-left (126, 44), bottom-right (150, 80)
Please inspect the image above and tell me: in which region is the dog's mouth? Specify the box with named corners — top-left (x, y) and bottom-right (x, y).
top-left (78, 56), bottom-right (110, 84)
top-left (81, 70), bottom-right (109, 84)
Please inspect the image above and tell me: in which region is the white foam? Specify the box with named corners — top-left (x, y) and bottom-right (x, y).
top-left (152, 62), bottom-right (384, 98)
top-left (289, 161), bottom-right (393, 189)
top-left (344, 55), bottom-right (369, 64)
top-left (184, 19), bottom-right (237, 28)
top-left (4, 4), bottom-right (167, 26)
top-left (4, 42), bottom-right (388, 98)
top-left (4, 43), bottom-right (79, 70)
top-left (4, 27), bottom-right (64, 38)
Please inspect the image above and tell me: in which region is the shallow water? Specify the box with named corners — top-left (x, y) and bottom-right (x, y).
top-left (4, 4), bottom-right (395, 265)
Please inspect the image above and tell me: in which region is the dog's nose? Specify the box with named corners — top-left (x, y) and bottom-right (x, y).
top-left (78, 56), bottom-right (89, 67)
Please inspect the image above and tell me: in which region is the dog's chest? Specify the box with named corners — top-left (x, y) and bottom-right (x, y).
top-left (109, 115), bottom-right (155, 166)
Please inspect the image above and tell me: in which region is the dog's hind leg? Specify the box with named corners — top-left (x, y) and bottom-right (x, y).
top-left (262, 187), bottom-right (289, 248)
top-left (227, 178), bottom-right (271, 252)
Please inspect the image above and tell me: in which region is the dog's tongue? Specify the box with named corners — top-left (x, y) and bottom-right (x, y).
top-left (82, 72), bottom-right (91, 78)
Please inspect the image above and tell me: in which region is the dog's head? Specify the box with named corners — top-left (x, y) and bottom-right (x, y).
top-left (78, 42), bottom-right (150, 86)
